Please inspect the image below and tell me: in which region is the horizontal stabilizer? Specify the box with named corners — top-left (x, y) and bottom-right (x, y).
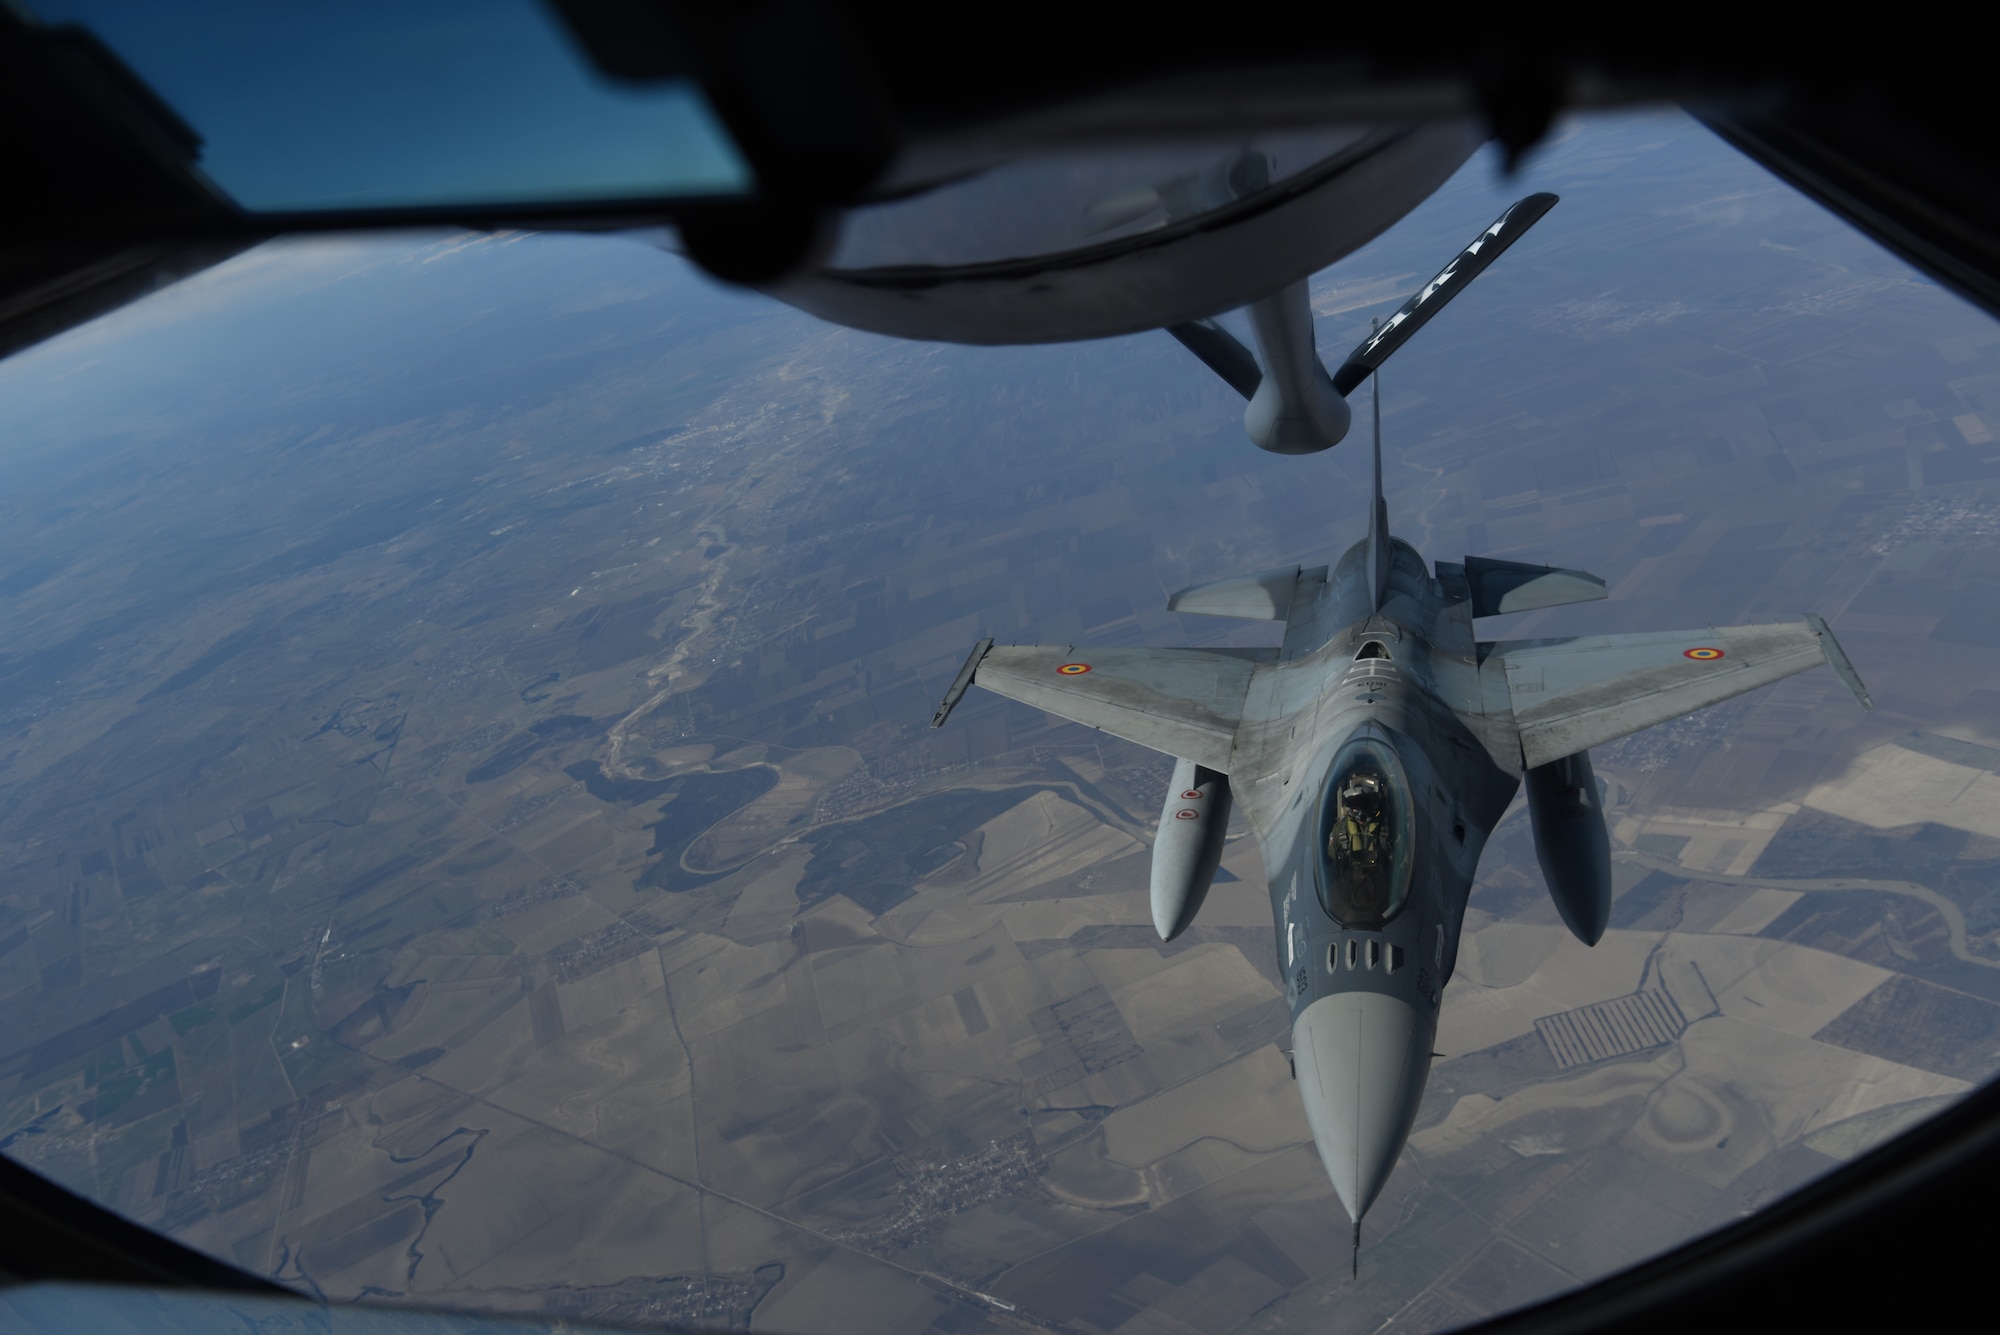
top-left (1460, 556), bottom-right (1607, 617)
top-left (1493, 620), bottom-right (1850, 769)
top-left (969, 644), bottom-right (1260, 772)
top-left (1168, 566), bottom-right (1303, 621)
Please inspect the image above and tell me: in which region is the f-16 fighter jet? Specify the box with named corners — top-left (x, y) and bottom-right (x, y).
top-left (929, 209), bottom-right (1873, 1246)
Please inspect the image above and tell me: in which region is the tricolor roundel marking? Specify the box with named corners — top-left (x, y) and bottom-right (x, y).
top-left (1174, 809), bottom-right (1200, 821)
top-left (1180, 789), bottom-right (1203, 800)
top-left (1684, 647), bottom-right (1725, 661)
top-left (1057, 662), bottom-right (1091, 675)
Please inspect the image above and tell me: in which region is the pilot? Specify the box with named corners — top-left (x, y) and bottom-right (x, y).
top-left (1332, 773), bottom-right (1386, 869)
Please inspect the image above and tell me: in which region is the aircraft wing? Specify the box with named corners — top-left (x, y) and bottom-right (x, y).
top-left (960, 644), bottom-right (1259, 772)
top-left (1493, 619), bottom-right (1863, 770)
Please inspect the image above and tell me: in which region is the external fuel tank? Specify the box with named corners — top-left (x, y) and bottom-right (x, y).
top-left (1524, 750), bottom-right (1612, 945)
top-left (1151, 758), bottom-right (1231, 941)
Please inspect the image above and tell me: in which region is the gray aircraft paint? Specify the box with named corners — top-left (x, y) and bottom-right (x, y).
top-left (1151, 758), bottom-right (1231, 942)
top-left (930, 195), bottom-right (1868, 1225)
top-left (948, 490), bottom-right (1867, 1226)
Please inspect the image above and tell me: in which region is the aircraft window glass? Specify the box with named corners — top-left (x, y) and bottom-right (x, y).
top-left (1356, 640), bottom-right (1391, 660)
top-left (5, 106), bottom-right (1997, 1335)
top-left (23, 0), bottom-right (751, 210)
top-left (824, 128), bottom-right (1375, 271)
top-left (1317, 737), bottom-right (1415, 927)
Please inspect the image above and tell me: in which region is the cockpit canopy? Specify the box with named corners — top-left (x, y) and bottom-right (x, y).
top-left (1316, 736), bottom-right (1415, 927)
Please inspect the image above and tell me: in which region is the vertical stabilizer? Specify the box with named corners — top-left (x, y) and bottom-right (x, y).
top-left (1365, 357), bottom-right (1389, 611)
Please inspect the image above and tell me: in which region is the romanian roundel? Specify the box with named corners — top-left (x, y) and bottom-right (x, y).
top-left (1174, 809), bottom-right (1200, 820)
top-left (1684, 647), bottom-right (1725, 661)
top-left (1057, 662), bottom-right (1091, 675)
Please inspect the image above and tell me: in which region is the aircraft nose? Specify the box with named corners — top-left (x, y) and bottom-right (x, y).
top-left (1292, 990), bottom-right (1434, 1222)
